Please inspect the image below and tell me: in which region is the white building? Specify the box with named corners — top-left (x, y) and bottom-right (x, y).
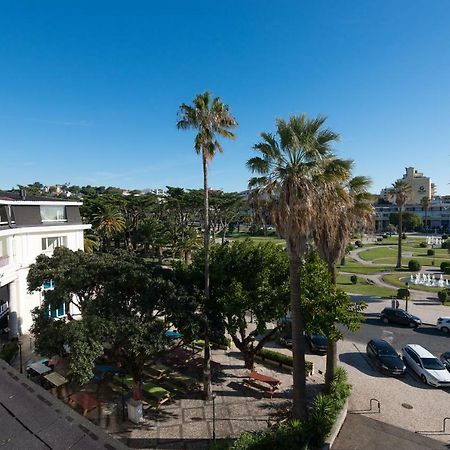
top-left (0, 192), bottom-right (90, 337)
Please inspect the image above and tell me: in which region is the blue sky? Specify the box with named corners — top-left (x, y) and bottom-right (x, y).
top-left (1, 1), bottom-right (449, 194)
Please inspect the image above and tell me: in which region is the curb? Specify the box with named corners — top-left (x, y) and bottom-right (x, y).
top-left (320, 398), bottom-right (348, 450)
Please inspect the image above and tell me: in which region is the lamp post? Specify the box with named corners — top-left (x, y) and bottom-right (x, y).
top-left (405, 282), bottom-right (410, 312)
top-left (18, 341), bottom-right (23, 374)
top-left (211, 393), bottom-right (216, 442)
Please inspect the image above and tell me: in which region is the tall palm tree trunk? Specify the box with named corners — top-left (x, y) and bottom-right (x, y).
top-left (289, 255), bottom-right (307, 420)
top-left (325, 264), bottom-right (337, 391)
top-left (424, 208), bottom-right (428, 230)
top-left (202, 152), bottom-right (212, 400)
top-left (396, 209), bottom-right (403, 268)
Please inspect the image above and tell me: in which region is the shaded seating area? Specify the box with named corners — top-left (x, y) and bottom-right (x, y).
top-left (243, 370), bottom-right (281, 398)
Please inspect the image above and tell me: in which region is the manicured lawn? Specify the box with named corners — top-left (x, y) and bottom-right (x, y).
top-left (336, 274), bottom-right (395, 297)
top-left (358, 247), bottom-right (397, 261)
top-left (337, 260), bottom-right (393, 274)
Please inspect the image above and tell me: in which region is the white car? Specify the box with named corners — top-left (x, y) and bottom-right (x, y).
top-left (402, 344), bottom-right (450, 387)
top-left (436, 317), bottom-right (450, 333)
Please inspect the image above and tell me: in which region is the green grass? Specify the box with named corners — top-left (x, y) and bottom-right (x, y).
top-left (336, 274), bottom-right (395, 297)
top-left (337, 260), bottom-right (393, 274)
top-left (358, 247), bottom-right (397, 261)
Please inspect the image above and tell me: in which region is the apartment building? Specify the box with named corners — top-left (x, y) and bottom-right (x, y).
top-left (0, 192), bottom-right (90, 337)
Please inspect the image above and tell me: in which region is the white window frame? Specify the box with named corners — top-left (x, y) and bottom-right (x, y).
top-left (42, 236), bottom-right (67, 252)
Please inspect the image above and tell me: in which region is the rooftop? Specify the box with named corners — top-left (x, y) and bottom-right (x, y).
top-left (0, 359), bottom-right (126, 450)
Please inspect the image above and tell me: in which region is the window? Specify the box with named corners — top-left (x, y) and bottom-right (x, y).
top-left (42, 236), bottom-right (67, 252)
top-left (0, 206), bottom-right (8, 224)
top-left (49, 303), bottom-right (65, 318)
top-left (40, 205), bottom-right (66, 222)
top-left (43, 280), bottom-right (55, 290)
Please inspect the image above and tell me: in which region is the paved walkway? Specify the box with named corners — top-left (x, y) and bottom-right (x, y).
top-left (116, 350), bottom-right (324, 449)
top-left (334, 413), bottom-right (449, 450)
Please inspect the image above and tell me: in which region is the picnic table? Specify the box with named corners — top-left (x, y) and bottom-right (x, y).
top-left (243, 370), bottom-right (280, 398)
top-left (69, 392), bottom-right (102, 416)
top-left (43, 371), bottom-right (68, 388)
top-left (27, 361), bottom-right (52, 376)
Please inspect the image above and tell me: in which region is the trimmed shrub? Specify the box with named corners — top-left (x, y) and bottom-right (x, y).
top-left (419, 242), bottom-right (427, 248)
top-left (442, 234), bottom-right (448, 240)
top-left (401, 233), bottom-right (407, 239)
top-left (257, 348), bottom-right (313, 374)
top-left (0, 341), bottom-right (18, 364)
top-left (397, 288), bottom-right (410, 300)
top-left (438, 291), bottom-right (448, 303)
top-left (408, 260), bottom-right (421, 271)
top-left (427, 249), bottom-right (435, 256)
top-left (442, 241), bottom-right (449, 249)
top-left (445, 267), bottom-right (450, 275)
top-left (440, 261), bottom-right (450, 272)
top-left (354, 240), bottom-right (363, 248)
top-left (350, 275), bottom-right (358, 285)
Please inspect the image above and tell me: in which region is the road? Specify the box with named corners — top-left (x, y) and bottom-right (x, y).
top-left (343, 313), bottom-right (450, 359)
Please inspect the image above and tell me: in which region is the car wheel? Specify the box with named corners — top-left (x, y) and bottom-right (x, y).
top-left (441, 326), bottom-right (449, 333)
top-left (420, 375), bottom-right (427, 385)
top-left (382, 317), bottom-right (389, 324)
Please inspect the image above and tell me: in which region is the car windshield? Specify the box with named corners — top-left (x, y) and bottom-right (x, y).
top-left (422, 358), bottom-right (445, 370)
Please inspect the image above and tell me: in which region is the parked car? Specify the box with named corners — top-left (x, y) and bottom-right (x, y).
top-left (436, 317), bottom-right (450, 333)
top-left (380, 308), bottom-right (421, 327)
top-left (440, 352), bottom-right (450, 371)
top-left (278, 336), bottom-right (292, 348)
top-left (306, 334), bottom-right (328, 354)
top-left (366, 339), bottom-right (406, 376)
top-left (402, 344), bottom-right (450, 387)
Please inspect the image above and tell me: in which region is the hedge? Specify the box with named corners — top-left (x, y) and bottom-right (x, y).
top-left (442, 234), bottom-right (448, 240)
top-left (408, 260), bottom-right (421, 271)
top-left (257, 348), bottom-right (313, 375)
top-left (441, 261), bottom-right (450, 272)
top-left (209, 368), bottom-right (352, 450)
top-left (350, 275), bottom-right (358, 285)
top-left (0, 341), bottom-right (18, 364)
top-left (427, 249), bottom-right (435, 256)
top-left (438, 291), bottom-right (448, 303)
top-left (397, 288), bottom-right (410, 300)
top-left (419, 242), bottom-right (427, 248)
top-left (445, 267), bottom-right (450, 275)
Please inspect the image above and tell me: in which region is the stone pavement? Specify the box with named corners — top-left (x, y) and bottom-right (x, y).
top-left (117, 349), bottom-right (324, 450)
top-left (334, 413), bottom-right (449, 450)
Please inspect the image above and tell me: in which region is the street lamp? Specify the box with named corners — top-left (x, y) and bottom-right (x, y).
top-left (211, 393), bottom-right (216, 442)
top-left (405, 282), bottom-right (410, 312)
top-left (18, 341), bottom-right (23, 374)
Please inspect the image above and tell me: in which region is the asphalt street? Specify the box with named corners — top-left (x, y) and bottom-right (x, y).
top-left (343, 313), bottom-right (450, 360)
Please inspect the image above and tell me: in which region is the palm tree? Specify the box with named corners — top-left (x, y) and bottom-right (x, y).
top-left (177, 91), bottom-right (237, 399)
top-left (420, 196), bottom-right (431, 231)
top-left (92, 205), bottom-right (126, 251)
top-left (247, 114), bottom-right (340, 420)
top-left (313, 173), bottom-right (373, 389)
top-left (388, 180), bottom-right (412, 268)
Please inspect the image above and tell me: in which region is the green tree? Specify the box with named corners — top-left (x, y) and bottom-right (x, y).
top-left (388, 180), bottom-right (412, 268)
top-left (92, 204), bottom-right (126, 251)
top-left (420, 196), bottom-right (431, 230)
top-left (389, 212), bottom-right (422, 232)
top-left (313, 174), bottom-right (373, 388)
top-left (247, 114), bottom-right (340, 420)
top-left (177, 91), bottom-right (237, 399)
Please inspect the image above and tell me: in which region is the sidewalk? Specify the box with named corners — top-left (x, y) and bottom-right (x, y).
top-left (334, 413), bottom-right (448, 449)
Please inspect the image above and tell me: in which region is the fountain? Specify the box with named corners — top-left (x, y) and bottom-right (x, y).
top-left (406, 271), bottom-right (449, 288)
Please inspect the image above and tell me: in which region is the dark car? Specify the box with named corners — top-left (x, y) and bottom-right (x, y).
top-left (306, 334), bottom-right (328, 354)
top-left (440, 352), bottom-right (450, 372)
top-left (380, 308), bottom-right (421, 328)
top-left (366, 339), bottom-right (406, 376)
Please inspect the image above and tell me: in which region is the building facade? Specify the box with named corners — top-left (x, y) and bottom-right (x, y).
top-left (375, 197), bottom-right (450, 232)
top-left (0, 192), bottom-right (90, 337)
